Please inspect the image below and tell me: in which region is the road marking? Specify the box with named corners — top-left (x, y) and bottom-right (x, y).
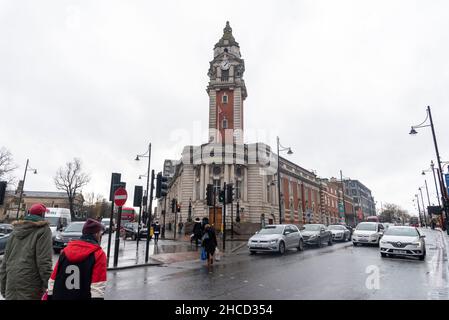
top-left (243, 280), bottom-right (248, 283)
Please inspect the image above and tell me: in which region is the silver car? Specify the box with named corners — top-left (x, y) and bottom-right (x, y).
top-left (328, 225), bottom-right (351, 241)
top-left (248, 224), bottom-right (304, 255)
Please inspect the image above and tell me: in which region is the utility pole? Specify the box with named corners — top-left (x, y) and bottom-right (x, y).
top-left (223, 182), bottom-right (227, 251)
top-left (419, 188), bottom-right (427, 227)
top-left (340, 170), bottom-right (346, 224)
top-left (145, 170), bottom-right (155, 264)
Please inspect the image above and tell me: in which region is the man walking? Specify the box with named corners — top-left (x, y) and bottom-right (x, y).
top-left (0, 203), bottom-right (53, 300)
top-left (46, 218), bottom-right (107, 300)
top-left (152, 221), bottom-right (161, 244)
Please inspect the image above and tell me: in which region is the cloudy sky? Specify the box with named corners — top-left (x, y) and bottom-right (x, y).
top-left (1, 0), bottom-right (449, 214)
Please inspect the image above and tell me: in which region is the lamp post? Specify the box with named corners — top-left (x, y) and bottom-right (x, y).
top-left (418, 187), bottom-right (427, 228)
top-left (410, 106), bottom-right (449, 234)
top-left (415, 195), bottom-right (423, 227)
top-left (16, 159), bottom-right (37, 219)
top-left (423, 161), bottom-right (441, 207)
top-left (135, 143), bottom-right (152, 224)
top-left (276, 136), bottom-right (293, 224)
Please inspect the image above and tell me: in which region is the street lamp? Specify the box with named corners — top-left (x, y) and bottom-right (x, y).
top-left (135, 143), bottom-right (152, 220)
top-left (276, 136), bottom-right (293, 224)
top-left (410, 106), bottom-right (449, 234)
top-left (16, 159), bottom-right (38, 219)
top-left (418, 187), bottom-right (427, 227)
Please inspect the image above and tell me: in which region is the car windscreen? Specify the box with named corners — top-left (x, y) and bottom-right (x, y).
top-left (356, 223), bottom-right (376, 231)
top-left (258, 226), bottom-right (283, 234)
top-left (303, 225), bottom-right (320, 231)
top-left (384, 227), bottom-right (419, 237)
top-left (328, 225), bottom-right (345, 230)
top-left (45, 217), bottom-right (60, 226)
top-left (65, 223), bottom-right (84, 233)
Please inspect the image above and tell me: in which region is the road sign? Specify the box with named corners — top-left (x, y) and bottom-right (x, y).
top-left (445, 174), bottom-right (449, 195)
top-left (114, 187), bottom-right (128, 207)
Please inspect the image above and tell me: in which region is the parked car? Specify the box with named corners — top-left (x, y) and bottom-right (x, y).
top-left (328, 225), bottom-right (351, 241)
top-left (379, 226), bottom-right (426, 260)
top-left (0, 224), bottom-right (13, 237)
top-left (247, 224), bottom-right (304, 255)
top-left (101, 218), bottom-right (116, 234)
top-left (0, 233), bottom-right (11, 255)
top-left (123, 222), bottom-right (149, 241)
top-left (53, 221), bottom-right (85, 254)
top-left (352, 222), bottom-right (384, 246)
top-left (44, 208), bottom-right (71, 239)
top-left (301, 224), bottom-right (333, 247)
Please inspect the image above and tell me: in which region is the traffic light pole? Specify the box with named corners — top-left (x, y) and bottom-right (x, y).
top-left (213, 188), bottom-right (216, 228)
top-left (113, 205), bottom-right (123, 268)
top-left (223, 182), bottom-right (226, 251)
top-left (145, 170), bottom-right (155, 264)
top-left (231, 201), bottom-right (234, 240)
top-left (162, 196), bottom-right (167, 239)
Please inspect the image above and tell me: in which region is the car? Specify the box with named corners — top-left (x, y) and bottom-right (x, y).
top-left (44, 208), bottom-right (72, 239)
top-left (0, 233), bottom-right (11, 255)
top-left (352, 222), bottom-right (384, 246)
top-left (101, 218), bottom-right (116, 234)
top-left (0, 224), bottom-right (13, 237)
top-left (328, 225), bottom-right (351, 241)
top-left (379, 226), bottom-right (426, 260)
top-left (301, 224), bottom-right (333, 247)
top-left (53, 222), bottom-right (85, 254)
top-left (247, 224), bottom-right (304, 255)
top-left (123, 222), bottom-right (149, 241)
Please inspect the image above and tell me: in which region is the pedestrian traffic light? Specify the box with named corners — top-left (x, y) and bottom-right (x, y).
top-left (0, 181), bottom-right (6, 206)
top-left (206, 184), bottom-right (214, 206)
top-left (219, 189), bottom-right (225, 203)
top-left (226, 184), bottom-right (234, 204)
top-left (172, 199), bottom-right (176, 213)
top-left (156, 172), bottom-right (169, 198)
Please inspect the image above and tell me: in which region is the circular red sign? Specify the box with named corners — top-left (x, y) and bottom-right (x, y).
top-left (114, 187), bottom-right (128, 207)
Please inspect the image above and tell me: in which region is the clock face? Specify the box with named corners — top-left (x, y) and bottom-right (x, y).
top-left (220, 60), bottom-right (230, 70)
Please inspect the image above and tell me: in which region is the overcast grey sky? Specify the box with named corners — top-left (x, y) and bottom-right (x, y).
top-left (1, 0), bottom-right (448, 215)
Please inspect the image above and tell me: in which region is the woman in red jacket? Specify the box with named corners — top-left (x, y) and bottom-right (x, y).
top-left (47, 219), bottom-right (107, 300)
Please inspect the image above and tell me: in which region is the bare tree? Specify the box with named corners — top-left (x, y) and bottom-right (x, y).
top-left (54, 158), bottom-right (90, 219)
top-left (0, 147), bottom-right (17, 185)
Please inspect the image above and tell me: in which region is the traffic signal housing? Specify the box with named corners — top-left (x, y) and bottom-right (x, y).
top-left (156, 172), bottom-right (169, 198)
top-left (0, 181), bottom-right (6, 206)
top-left (171, 199), bottom-right (176, 213)
top-left (206, 184), bottom-right (214, 206)
top-left (226, 183), bottom-right (234, 204)
top-left (219, 189), bottom-right (225, 203)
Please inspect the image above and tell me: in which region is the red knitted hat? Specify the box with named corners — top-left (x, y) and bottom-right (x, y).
top-left (29, 203), bottom-right (49, 216)
top-left (82, 218), bottom-right (104, 235)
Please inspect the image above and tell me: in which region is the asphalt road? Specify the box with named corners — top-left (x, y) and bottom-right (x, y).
top-left (105, 229), bottom-right (449, 300)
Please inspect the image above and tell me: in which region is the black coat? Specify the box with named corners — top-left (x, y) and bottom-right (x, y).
top-left (202, 228), bottom-right (217, 254)
top-left (192, 222), bottom-right (202, 236)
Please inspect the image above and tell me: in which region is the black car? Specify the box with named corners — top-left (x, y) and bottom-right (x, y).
top-left (53, 222), bottom-right (84, 254)
top-left (123, 222), bottom-right (149, 241)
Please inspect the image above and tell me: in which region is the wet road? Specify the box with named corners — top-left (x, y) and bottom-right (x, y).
top-left (105, 229), bottom-right (449, 300)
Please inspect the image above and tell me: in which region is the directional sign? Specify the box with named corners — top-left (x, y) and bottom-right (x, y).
top-left (445, 174), bottom-right (449, 196)
top-left (114, 187), bottom-right (128, 207)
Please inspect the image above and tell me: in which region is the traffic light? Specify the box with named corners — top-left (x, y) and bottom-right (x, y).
top-left (177, 204), bottom-right (181, 212)
top-left (226, 184), bottom-right (234, 204)
top-left (156, 172), bottom-right (169, 198)
top-left (219, 189), bottom-right (225, 203)
top-left (171, 199), bottom-right (176, 213)
top-left (206, 184), bottom-right (214, 206)
top-left (133, 186), bottom-right (143, 207)
top-left (0, 181), bottom-right (6, 206)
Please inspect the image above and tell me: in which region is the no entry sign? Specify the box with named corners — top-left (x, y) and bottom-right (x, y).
top-left (114, 187), bottom-right (128, 207)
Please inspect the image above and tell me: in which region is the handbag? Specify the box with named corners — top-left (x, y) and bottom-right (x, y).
top-left (215, 247), bottom-right (221, 261)
top-left (200, 247), bottom-right (207, 261)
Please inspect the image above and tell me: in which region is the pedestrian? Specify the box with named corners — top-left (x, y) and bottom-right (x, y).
top-left (178, 221), bottom-right (184, 234)
top-left (192, 217), bottom-right (202, 247)
top-left (201, 224), bottom-right (218, 267)
top-left (0, 203), bottom-right (53, 300)
top-left (153, 221), bottom-right (161, 244)
top-left (46, 218), bottom-right (107, 300)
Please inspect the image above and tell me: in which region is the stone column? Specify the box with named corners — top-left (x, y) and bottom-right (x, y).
top-left (200, 165), bottom-right (205, 200)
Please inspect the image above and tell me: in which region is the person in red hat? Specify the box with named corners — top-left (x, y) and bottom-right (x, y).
top-left (0, 203), bottom-right (53, 300)
top-left (46, 218), bottom-right (107, 300)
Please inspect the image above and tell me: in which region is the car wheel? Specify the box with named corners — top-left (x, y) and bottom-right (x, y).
top-left (317, 237), bottom-right (322, 248)
top-left (381, 252), bottom-right (387, 258)
top-left (250, 250), bottom-right (256, 255)
top-left (419, 250), bottom-right (426, 261)
top-left (279, 241), bottom-right (286, 255)
top-left (297, 239), bottom-right (304, 251)
top-left (328, 237), bottom-right (333, 246)
top-left (353, 242), bottom-right (358, 246)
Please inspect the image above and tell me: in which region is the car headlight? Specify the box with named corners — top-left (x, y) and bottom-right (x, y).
top-left (55, 234), bottom-right (63, 241)
top-left (270, 240), bottom-right (278, 244)
top-left (412, 242), bottom-right (421, 247)
top-left (309, 235), bottom-right (317, 239)
top-left (379, 240), bottom-right (386, 245)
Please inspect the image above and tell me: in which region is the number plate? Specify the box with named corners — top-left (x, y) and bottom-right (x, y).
top-left (393, 250), bottom-right (407, 254)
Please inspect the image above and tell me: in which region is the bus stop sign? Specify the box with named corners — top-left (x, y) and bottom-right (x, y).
top-left (114, 187), bottom-right (127, 207)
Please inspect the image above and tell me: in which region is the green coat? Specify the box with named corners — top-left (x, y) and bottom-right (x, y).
top-left (0, 217), bottom-right (53, 300)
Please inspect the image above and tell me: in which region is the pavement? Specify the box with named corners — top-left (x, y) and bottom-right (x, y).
top-left (105, 228), bottom-right (449, 300)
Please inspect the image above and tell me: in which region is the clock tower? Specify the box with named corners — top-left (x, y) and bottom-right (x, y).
top-left (207, 21), bottom-right (247, 145)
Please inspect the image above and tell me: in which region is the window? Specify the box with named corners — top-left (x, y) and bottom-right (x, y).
top-left (222, 118), bottom-right (228, 129)
top-left (221, 69), bottom-right (229, 81)
top-left (222, 94), bottom-right (228, 104)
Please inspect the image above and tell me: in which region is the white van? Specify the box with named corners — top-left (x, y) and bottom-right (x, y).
top-left (44, 208), bottom-right (72, 238)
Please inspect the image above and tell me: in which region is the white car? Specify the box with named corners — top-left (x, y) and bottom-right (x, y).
top-left (328, 225), bottom-right (351, 241)
top-left (379, 226), bottom-right (426, 260)
top-left (248, 224), bottom-right (304, 255)
top-left (352, 222), bottom-right (384, 246)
